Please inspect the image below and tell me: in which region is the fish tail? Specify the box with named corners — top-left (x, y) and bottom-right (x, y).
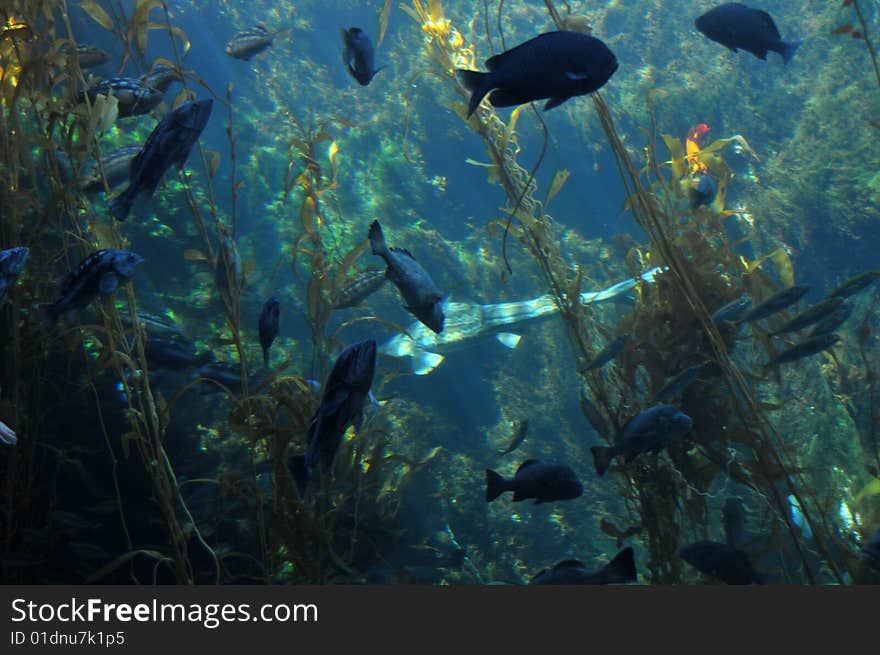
top-left (368, 220), bottom-right (388, 257)
top-left (108, 188), bottom-right (134, 221)
top-left (288, 454), bottom-right (311, 496)
top-left (485, 468), bottom-right (507, 502)
top-left (600, 546), bottom-right (637, 584)
top-left (590, 446), bottom-right (613, 476)
top-left (455, 69), bottom-right (492, 118)
top-left (781, 40), bottom-right (800, 65)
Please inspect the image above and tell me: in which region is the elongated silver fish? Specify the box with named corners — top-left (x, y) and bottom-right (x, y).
top-left (78, 145), bottom-right (142, 193)
top-left (769, 297), bottom-right (844, 336)
top-left (740, 284), bottom-right (810, 323)
top-left (766, 333), bottom-right (839, 367)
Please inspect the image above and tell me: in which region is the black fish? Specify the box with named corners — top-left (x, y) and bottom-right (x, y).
top-left (808, 301), bottom-right (853, 337)
top-left (369, 220), bottom-right (445, 334)
top-left (78, 145), bottom-right (142, 193)
top-left (722, 497), bottom-right (745, 547)
top-left (0, 247), bottom-right (29, 303)
top-left (689, 175), bottom-right (717, 209)
top-left (861, 527), bottom-right (880, 573)
top-left (711, 293), bottom-right (752, 325)
top-left (739, 284), bottom-right (810, 323)
top-left (79, 77), bottom-right (164, 117)
top-left (496, 419), bottom-right (529, 456)
top-left (485, 459), bottom-right (583, 504)
top-left (767, 333), bottom-right (839, 367)
top-left (829, 270), bottom-right (880, 299)
top-left (590, 403), bottom-right (693, 476)
top-left (456, 30), bottom-right (618, 118)
top-left (109, 99), bottom-right (213, 220)
top-left (258, 296), bottom-right (280, 367)
top-left (47, 249), bottom-right (143, 326)
top-left (585, 334), bottom-right (628, 370)
top-left (226, 24), bottom-right (288, 60)
top-left (680, 540), bottom-right (763, 584)
top-left (145, 336), bottom-right (214, 371)
top-left (341, 28), bottom-right (383, 86)
top-left (288, 340), bottom-right (377, 495)
top-left (530, 547), bottom-right (637, 585)
top-left (769, 297), bottom-right (844, 336)
top-left (696, 3), bottom-right (800, 64)
top-left (331, 268), bottom-right (387, 309)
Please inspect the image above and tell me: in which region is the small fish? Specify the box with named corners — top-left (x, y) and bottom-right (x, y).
top-left (861, 527), bottom-right (880, 573)
top-left (46, 249), bottom-right (143, 326)
top-left (590, 403), bottom-right (693, 476)
top-left (680, 539), bottom-right (763, 584)
top-left (496, 419), bottom-right (529, 456)
top-left (530, 547), bottom-right (637, 585)
top-left (769, 296), bottom-right (844, 336)
top-left (288, 340), bottom-right (377, 494)
top-left (61, 42), bottom-right (111, 69)
top-left (369, 220), bottom-right (445, 334)
top-left (654, 361), bottom-right (719, 402)
top-left (711, 293), bottom-right (752, 325)
top-left (808, 301), bottom-right (853, 337)
top-left (145, 336), bottom-right (214, 371)
top-left (722, 497), bottom-right (745, 547)
top-left (258, 296), bottom-right (281, 367)
top-left (787, 494), bottom-right (813, 540)
top-left (739, 284), bottom-right (810, 323)
top-left (226, 24), bottom-right (287, 61)
top-left (331, 268), bottom-right (387, 309)
top-left (109, 98), bottom-right (212, 220)
top-left (78, 145), bottom-right (142, 194)
top-left (766, 333), bottom-right (839, 367)
top-left (688, 175), bottom-right (717, 209)
top-left (341, 28), bottom-right (383, 86)
top-left (485, 459), bottom-right (583, 504)
top-left (456, 30), bottom-right (618, 118)
top-left (0, 419), bottom-right (16, 446)
top-left (695, 3), bottom-right (800, 64)
top-left (0, 246), bottom-right (29, 303)
top-left (79, 77), bottom-right (164, 117)
top-left (140, 63), bottom-right (184, 93)
top-left (829, 270), bottom-right (880, 299)
top-left (585, 334), bottom-right (628, 370)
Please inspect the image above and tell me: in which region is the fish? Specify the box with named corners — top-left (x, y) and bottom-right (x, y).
top-left (787, 493), bottom-right (813, 540)
top-left (331, 268), bottom-right (387, 309)
top-left (144, 336), bottom-right (214, 371)
top-left (79, 77), bottom-right (164, 117)
top-left (739, 284), bottom-right (810, 323)
top-left (680, 539), bottom-right (764, 584)
top-left (722, 497), bottom-right (745, 547)
top-left (766, 333), bottom-right (839, 367)
top-left (60, 42), bottom-right (110, 69)
top-left (0, 419), bottom-right (16, 446)
top-left (77, 145), bottom-right (142, 194)
top-left (585, 334), bottom-right (628, 370)
top-left (530, 547), bottom-right (637, 585)
top-left (109, 98), bottom-right (213, 221)
top-left (655, 361), bottom-right (720, 402)
top-left (861, 527), bottom-right (880, 573)
top-left (768, 296), bottom-right (844, 336)
top-left (46, 249), bottom-right (143, 326)
top-left (287, 339), bottom-right (377, 495)
top-left (829, 270), bottom-right (880, 299)
top-left (695, 3), bottom-right (800, 64)
top-left (140, 64), bottom-right (184, 93)
top-left (688, 175), bottom-right (717, 209)
top-left (485, 459), bottom-right (583, 504)
top-left (456, 30), bottom-right (618, 118)
top-left (196, 361), bottom-right (260, 395)
top-left (496, 419), bottom-right (529, 456)
top-left (121, 310), bottom-right (184, 338)
top-left (590, 403), bottom-right (693, 476)
top-left (225, 24), bottom-right (288, 60)
top-left (258, 296), bottom-right (280, 367)
top-left (0, 246), bottom-right (29, 303)
top-left (808, 301), bottom-right (853, 337)
top-left (368, 220), bottom-right (445, 334)
top-left (711, 293), bottom-right (752, 325)
top-left (341, 27), bottom-right (383, 86)
top-left (380, 267), bottom-right (661, 375)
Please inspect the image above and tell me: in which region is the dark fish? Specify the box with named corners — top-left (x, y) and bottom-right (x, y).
top-left (808, 301), bottom-right (853, 337)
top-left (109, 98), bottom-right (213, 220)
top-left (530, 547), bottom-right (637, 585)
top-left (722, 497), bottom-right (745, 547)
top-left (369, 220), bottom-right (445, 334)
top-left (861, 527), bottom-right (880, 573)
top-left (456, 30), bottom-right (618, 118)
top-left (767, 333), bottom-right (839, 367)
top-left (485, 459), bottom-right (583, 504)
top-left (258, 296), bottom-right (281, 367)
top-left (331, 268), bottom-right (387, 309)
top-left (61, 42), bottom-right (110, 69)
top-left (78, 145), bottom-right (142, 193)
top-left (288, 340), bottom-right (377, 494)
top-left (140, 64), bottom-right (184, 93)
top-left (496, 419), bottom-right (529, 456)
top-left (46, 249), bottom-right (143, 326)
top-left (769, 297), bottom-right (844, 336)
top-left (226, 24), bottom-right (287, 60)
top-left (145, 336), bottom-right (214, 371)
top-left (689, 175), bottom-right (717, 209)
top-left (341, 28), bottom-right (383, 86)
top-left (585, 334), bottom-right (628, 370)
top-left (590, 403), bottom-right (693, 476)
top-left (711, 293), bottom-right (752, 325)
top-left (695, 3), bottom-right (800, 64)
top-left (680, 539), bottom-right (763, 584)
top-left (0, 246), bottom-right (29, 303)
top-left (79, 77), bottom-right (164, 117)
top-left (739, 284), bottom-right (810, 323)
top-left (829, 270), bottom-right (880, 299)
top-left (654, 362), bottom-right (719, 402)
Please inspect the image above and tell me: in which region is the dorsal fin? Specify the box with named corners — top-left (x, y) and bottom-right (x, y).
top-left (390, 246), bottom-right (415, 260)
top-left (753, 9), bottom-right (781, 39)
top-left (516, 459), bottom-right (539, 473)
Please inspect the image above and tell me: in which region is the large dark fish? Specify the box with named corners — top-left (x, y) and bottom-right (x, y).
top-left (739, 284), bottom-right (810, 323)
top-left (530, 547), bottom-right (637, 585)
top-left (79, 77), bottom-right (164, 117)
top-left (0, 247), bottom-right (29, 303)
top-left (288, 340), bottom-right (377, 495)
top-left (46, 249), bottom-right (143, 326)
top-left (769, 296), bottom-right (844, 336)
top-left (341, 28), bottom-right (383, 86)
top-left (369, 220), bottom-right (445, 334)
top-left (78, 145), bottom-right (142, 194)
top-left (722, 497), bottom-right (745, 547)
top-left (109, 98), bottom-right (213, 221)
top-left (861, 527), bottom-right (880, 573)
top-left (688, 175), bottom-right (717, 209)
top-left (766, 333), bottom-right (839, 367)
top-left (680, 540), bottom-right (763, 584)
top-left (331, 268), bottom-right (387, 309)
top-left (585, 334), bottom-right (628, 370)
top-left (145, 336), bottom-right (214, 371)
top-left (485, 459), bottom-right (583, 504)
top-left (226, 25), bottom-right (288, 60)
top-left (456, 30), bottom-right (618, 118)
top-left (830, 270), bottom-right (880, 299)
top-left (140, 64), bottom-right (184, 93)
top-left (695, 3), bottom-right (800, 64)
top-left (711, 293), bottom-right (752, 325)
top-left (590, 403), bottom-right (693, 476)
top-left (258, 296), bottom-right (280, 367)
top-left (808, 301), bottom-right (853, 338)
top-left (496, 419), bottom-right (529, 456)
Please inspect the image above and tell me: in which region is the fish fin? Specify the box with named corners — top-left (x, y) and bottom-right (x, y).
top-left (756, 49), bottom-right (768, 61)
top-left (544, 95), bottom-right (571, 110)
top-left (495, 332), bottom-right (522, 349)
top-left (108, 189), bottom-right (134, 221)
top-left (390, 246), bottom-right (416, 260)
top-left (753, 10), bottom-right (781, 39)
top-left (600, 547), bottom-right (637, 584)
top-left (590, 446), bottom-right (613, 476)
top-left (99, 272), bottom-right (119, 295)
top-left (412, 351), bottom-right (443, 375)
top-left (368, 220), bottom-right (388, 256)
top-left (781, 40), bottom-right (800, 65)
top-left (455, 69), bottom-right (492, 118)
top-left (367, 390), bottom-right (381, 409)
top-left (488, 87), bottom-right (531, 108)
top-left (516, 459), bottom-right (539, 473)
top-left (485, 469), bottom-right (506, 502)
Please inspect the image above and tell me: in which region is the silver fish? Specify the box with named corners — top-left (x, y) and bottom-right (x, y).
top-left (78, 145), bottom-right (142, 194)
top-left (226, 25), bottom-right (288, 60)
